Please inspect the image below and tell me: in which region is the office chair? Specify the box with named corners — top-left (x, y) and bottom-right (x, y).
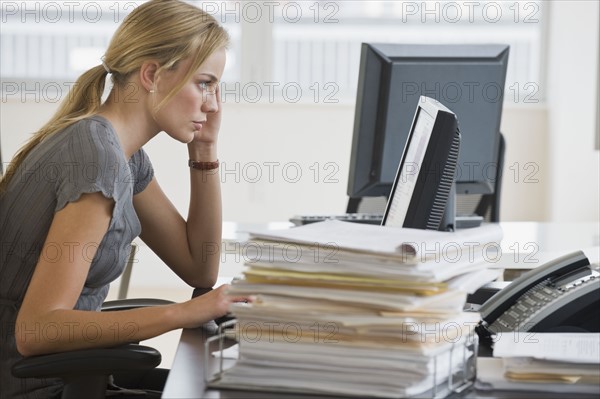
top-left (117, 243), bottom-right (138, 299)
top-left (347, 133), bottom-right (506, 223)
top-left (11, 244), bottom-right (172, 398)
top-left (11, 298), bottom-right (174, 399)
top-left (11, 239), bottom-right (174, 398)
top-left (456, 133), bottom-right (505, 223)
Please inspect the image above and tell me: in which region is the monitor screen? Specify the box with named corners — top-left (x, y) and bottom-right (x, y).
top-left (347, 43), bottom-right (509, 199)
top-left (383, 96), bottom-right (460, 231)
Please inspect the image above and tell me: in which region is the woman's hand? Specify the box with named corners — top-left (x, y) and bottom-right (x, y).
top-left (178, 284), bottom-right (251, 329)
top-left (191, 85), bottom-right (221, 146)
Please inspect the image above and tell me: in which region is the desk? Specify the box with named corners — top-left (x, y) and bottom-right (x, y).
top-left (163, 222), bottom-right (599, 398)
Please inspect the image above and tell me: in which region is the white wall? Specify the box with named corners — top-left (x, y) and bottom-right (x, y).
top-left (1, 99), bottom-right (549, 223)
top-left (546, 0), bottom-right (600, 222)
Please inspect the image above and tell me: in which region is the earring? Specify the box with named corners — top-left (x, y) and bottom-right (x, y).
top-left (149, 89), bottom-right (155, 93)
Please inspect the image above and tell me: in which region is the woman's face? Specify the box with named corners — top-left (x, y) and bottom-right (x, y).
top-left (152, 48), bottom-right (226, 143)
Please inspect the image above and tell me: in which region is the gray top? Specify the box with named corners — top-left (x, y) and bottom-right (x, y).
top-left (0, 115), bottom-right (154, 398)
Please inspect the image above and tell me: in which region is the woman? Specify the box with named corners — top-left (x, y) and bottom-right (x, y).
top-left (0, 0), bottom-right (248, 397)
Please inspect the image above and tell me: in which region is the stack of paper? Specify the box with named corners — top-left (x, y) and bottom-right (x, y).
top-left (477, 333), bottom-right (600, 395)
top-left (217, 221), bottom-right (503, 398)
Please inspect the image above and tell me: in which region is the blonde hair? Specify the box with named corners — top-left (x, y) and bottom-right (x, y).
top-left (1, 0), bottom-right (229, 191)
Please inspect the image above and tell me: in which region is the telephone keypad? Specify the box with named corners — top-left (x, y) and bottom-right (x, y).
top-left (524, 297), bottom-right (537, 307)
top-left (542, 288), bottom-right (554, 295)
top-left (493, 280), bottom-right (558, 331)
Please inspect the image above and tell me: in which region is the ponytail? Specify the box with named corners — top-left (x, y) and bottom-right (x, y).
top-left (0, 65), bottom-right (108, 192)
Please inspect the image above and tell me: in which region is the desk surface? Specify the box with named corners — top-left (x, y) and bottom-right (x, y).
top-left (163, 221), bottom-right (600, 398)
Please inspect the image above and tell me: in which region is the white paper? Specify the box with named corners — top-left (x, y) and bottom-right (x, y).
top-left (212, 344), bottom-right (239, 359)
top-left (244, 220), bottom-right (503, 259)
top-left (493, 333), bottom-right (600, 364)
top-left (228, 282), bottom-right (468, 311)
top-left (218, 339), bottom-right (472, 398)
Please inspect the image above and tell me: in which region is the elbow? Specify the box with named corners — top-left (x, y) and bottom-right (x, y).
top-left (185, 275), bottom-right (218, 289)
top-left (16, 338), bottom-right (36, 358)
top-left (185, 269), bottom-right (218, 289)
top-left (15, 325), bottom-right (41, 358)
top-left (15, 313), bottom-right (50, 357)
top-left (183, 259), bottom-right (219, 288)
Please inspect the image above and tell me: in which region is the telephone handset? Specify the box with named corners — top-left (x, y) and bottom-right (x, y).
top-left (478, 251), bottom-right (600, 336)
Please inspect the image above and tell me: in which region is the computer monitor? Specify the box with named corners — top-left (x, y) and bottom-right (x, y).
top-left (382, 96), bottom-right (460, 231)
top-left (347, 43), bottom-right (509, 201)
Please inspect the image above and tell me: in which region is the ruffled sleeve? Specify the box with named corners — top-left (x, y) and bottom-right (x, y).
top-left (54, 118), bottom-right (128, 212)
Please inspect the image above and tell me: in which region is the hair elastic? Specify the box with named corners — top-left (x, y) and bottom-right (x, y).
top-left (100, 55), bottom-right (111, 74)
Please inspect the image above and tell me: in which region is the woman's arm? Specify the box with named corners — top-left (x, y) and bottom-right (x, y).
top-left (15, 192), bottom-right (236, 357)
top-left (133, 87), bottom-right (223, 288)
top-left (132, 167), bottom-right (221, 288)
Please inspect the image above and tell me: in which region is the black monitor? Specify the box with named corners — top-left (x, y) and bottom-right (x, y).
top-left (347, 43), bottom-right (509, 201)
top-left (382, 96), bottom-right (460, 231)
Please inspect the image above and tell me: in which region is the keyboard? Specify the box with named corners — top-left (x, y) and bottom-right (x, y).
top-left (290, 214), bottom-right (484, 228)
top-left (289, 213), bottom-right (383, 226)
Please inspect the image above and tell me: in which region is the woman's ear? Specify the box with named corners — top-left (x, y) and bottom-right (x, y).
top-left (139, 61), bottom-right (159, 93)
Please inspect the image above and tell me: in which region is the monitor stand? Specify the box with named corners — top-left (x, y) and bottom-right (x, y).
top-left (441, 184), bottom-right (484, 231)
top-left (455, 215), bottom-right (484, 229)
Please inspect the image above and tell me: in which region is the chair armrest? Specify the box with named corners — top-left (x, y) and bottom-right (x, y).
top-left (12, 344), bottom-right (161, 379)
top-left (12, 300), bottom-right (173, 398)
top-left (101, 298), bottom-right (175, 312)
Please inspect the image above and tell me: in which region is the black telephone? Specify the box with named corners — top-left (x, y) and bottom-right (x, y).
top-left (477, 251), bottom-right (600, 338)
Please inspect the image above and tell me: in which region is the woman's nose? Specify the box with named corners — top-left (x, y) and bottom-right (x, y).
top-left (201, 93), bottom-right (218, 113)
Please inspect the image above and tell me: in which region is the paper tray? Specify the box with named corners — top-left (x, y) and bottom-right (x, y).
top-left (205, 320), bottom-right (478, 399)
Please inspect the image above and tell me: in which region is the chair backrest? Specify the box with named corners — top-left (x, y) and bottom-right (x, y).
top-left (117, 243), bottom-right (138, 300)
top-left (347, 133), bottom-right (506, 223)
top-left (346, 196), bottom-right (387, 214)
top-left (456, 132), bottom-right (505, 223)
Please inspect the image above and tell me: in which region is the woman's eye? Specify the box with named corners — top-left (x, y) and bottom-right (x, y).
top-left (198, 81), bottom-right (217, 93)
